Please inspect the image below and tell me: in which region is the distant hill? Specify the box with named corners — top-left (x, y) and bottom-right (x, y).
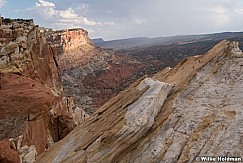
top-left (94, 32), bottom-right (243, 50)
top-left (93, 37), bottom-right (150, 49)
top-left (91, 36), bottom-right (156, 50)
top-left (92, 38), bottom-right (105, 44)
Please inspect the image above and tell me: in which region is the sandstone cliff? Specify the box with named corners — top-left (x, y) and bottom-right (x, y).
top-left (46, 28), bottom-right (139, 114)
top-left (46, 28), bottom-right (91, 53)
top-left (36, 40), bottom-right (243, 162)
top-left (0, 17), bottom-right (87, 162)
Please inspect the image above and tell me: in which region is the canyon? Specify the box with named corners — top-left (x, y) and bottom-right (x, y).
top-left (46, 28), bottom-right (141, 114)
top-left (0, 16), bottom-right (141, 163)
top-left (36, 40), bottom-right (243, 162)
top-left (1, 16), bottom-right (243, 163)
top-left (48, 28), bottom-right (243, 115)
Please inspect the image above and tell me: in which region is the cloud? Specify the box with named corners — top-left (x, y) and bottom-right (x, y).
top-left (133, 18), bottom-right (147, 25)
top-left (29, 0), bottom-right (98, 29)
top-left (26, 0), bottom-right (118, 34)
top-left (235, 8), bottom-right (243, 14)
top-left (18, 0), bottom-right (243, 40)
top-left (76, 3), bottom-right (89, 16)
top-left (75, 0), bottom-right (241, 39)
top-left (83, 17), bottom-right (96, 26)
top-left (36, 0), bottom-right (54, 7)
top-left (0, 0), bottom-right (6, 8)
top-left (200, 6), bottom-right (227, 14)
top-left (103, 22), bottom-right (116, 25)
top-left (210, 14), bottom-right (231, 27)
top-left (200, 6), bottom-right (231, 27)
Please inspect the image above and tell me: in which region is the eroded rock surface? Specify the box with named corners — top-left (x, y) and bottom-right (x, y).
top-left (0, 17), bottom-right (86, 162)
top-left (0, 139), bottom-right (20, 163)
top-left (36, 40), bottom-right (243, 162)
top-left (0, 74), bottom-right (55, 117)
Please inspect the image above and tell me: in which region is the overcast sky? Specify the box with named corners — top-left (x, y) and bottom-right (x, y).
top-left (1, 0), bottom-right (243, 40)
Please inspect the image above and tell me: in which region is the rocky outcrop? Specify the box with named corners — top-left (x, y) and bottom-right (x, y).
top-left (46, 28), bottom-right (91, 53)
top-left (0, 139), bottom-right (20, 163)
top-left (0, 17), bottom-right (86, 162)
top-left (36, 40), bottom-right (243, 162)
top-left (0, 74), bottom-right (55, 140)
top-left (64, 96), bottom-right (89, 126)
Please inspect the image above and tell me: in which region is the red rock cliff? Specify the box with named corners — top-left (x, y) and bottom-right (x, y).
top-left (0, 17), bottom-right (82, 162)
top-left (46, 28), bottom-right (91, 53)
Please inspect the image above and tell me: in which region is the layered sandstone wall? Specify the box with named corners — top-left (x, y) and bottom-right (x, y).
top-left (0, 18), bottom-right (87, 162)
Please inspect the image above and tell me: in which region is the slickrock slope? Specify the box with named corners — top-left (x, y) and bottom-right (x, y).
top-left (37, 40), bottom-right (243, 162)
top-left (0, 17), bottom-right (87, 162)
top-left (47, 29), bottom-right (139, 114)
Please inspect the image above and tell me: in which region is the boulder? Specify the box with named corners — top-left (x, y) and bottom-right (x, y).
top-left (0, 139), bottom-right (20, 163)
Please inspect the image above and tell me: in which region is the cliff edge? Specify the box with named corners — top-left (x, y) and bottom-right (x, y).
top-left (0, 17), bottom-right (87, 162)
top-left (36, 40), bottom-right (243, 162)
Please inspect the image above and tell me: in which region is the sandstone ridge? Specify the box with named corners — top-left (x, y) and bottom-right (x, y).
top-left (36, 40), bottom-right (243, 162)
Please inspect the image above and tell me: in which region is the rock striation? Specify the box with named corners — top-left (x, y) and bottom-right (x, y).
top-left (36, 40), bottom-right (243, 162)
top-left (0, 17), bottom-right (87, 162)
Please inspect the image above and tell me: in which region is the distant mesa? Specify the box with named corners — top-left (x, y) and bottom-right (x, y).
top-left (92, 38), bottom-right (105, 44)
